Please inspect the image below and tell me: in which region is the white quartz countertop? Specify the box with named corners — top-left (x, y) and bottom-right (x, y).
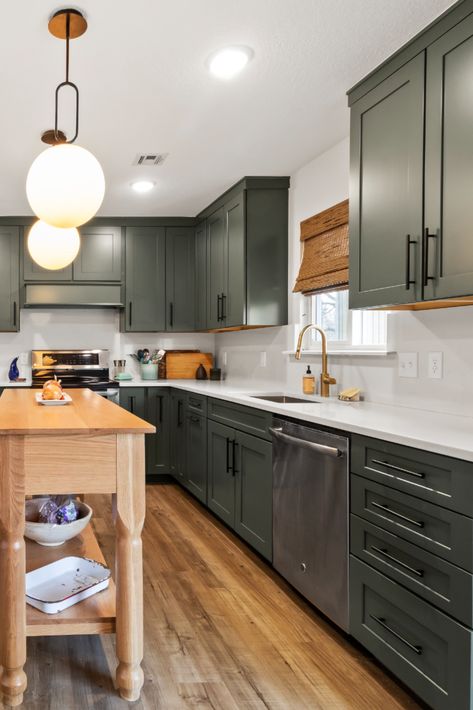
top-left (117, 378), bottom-right (473, 463)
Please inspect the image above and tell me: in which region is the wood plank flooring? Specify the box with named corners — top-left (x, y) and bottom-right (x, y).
top-left (9, 483), bottom-right (424, 709)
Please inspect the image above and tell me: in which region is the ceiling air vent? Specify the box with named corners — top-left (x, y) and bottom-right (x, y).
top-left (133, 153), bottom-right (169, 167)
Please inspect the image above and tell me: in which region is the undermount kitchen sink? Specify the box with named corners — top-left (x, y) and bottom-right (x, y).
top-left (250, 394), bottom-right (318, 404)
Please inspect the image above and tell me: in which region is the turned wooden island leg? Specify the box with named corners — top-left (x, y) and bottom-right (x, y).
top-left (0, 436), bottom-right (27, 707)
top-left (114, 433), bottom-right (146, 701)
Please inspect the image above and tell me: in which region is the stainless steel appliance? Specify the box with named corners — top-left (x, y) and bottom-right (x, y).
top-left (31, 349), bottom-right (119, 403)
top-left (271, 418), bottom-right (349, 631)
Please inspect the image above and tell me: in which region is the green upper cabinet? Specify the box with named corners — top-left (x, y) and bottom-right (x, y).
top-left (349, 54), bottom-right (424, 308)
top-left (23, 224), bottom-right (122, 282)
top-left (424, 14), bottom-right (473, 300)
top-left (0, 227), bottom-right (20, 332)
top-left (200, 177), bottom-right (289, 330)
top-left (207, 207), bottom-right (226, 329)
top-left (165, 227), bottom-right (195, 331)
top-left (72, 226), bottom-right (122, 281)
top-left (124, 226), bottom-right (165, 332)
top-left (195, 220), bottom-right (207, 330)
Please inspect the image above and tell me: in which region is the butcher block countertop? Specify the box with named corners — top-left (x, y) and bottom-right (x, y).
top-left (0, 388), bottom-right (155, 435)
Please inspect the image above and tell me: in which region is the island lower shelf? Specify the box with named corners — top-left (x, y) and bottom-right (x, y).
top-left (26, 523), bottom-right (116, 637)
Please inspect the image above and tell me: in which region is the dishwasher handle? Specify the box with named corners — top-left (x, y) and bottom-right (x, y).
top-left (270, 427), bottom-right (342, 458)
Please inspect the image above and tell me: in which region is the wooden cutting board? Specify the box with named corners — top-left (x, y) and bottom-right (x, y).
top-left (165, 352), bottom-right (214, 379)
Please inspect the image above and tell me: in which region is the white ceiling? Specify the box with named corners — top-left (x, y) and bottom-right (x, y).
top-left (0, 0), bottom-right (455, 217)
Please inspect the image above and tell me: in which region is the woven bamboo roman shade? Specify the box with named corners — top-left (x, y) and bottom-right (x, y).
top-left (293, 199), bottom-right (349, 295)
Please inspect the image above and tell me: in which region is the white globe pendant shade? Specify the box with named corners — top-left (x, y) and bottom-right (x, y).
top-left (27, 220), bottom-right (80, 270)
top-left (26, 144), bottom-right (105, 228)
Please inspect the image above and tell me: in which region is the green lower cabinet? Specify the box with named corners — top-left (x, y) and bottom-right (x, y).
top-left (185, 412), bottom-right (207, 503)
top-left (146, 389), bottom-right (170, 478)
top-left (207, 420), bottom-right (235, 527)
top-left (119, 387), bottom-right (146, 419)
top-left (234, 431), bottom-right (272, 560)
top-left (207, 419), bottom-right (272, 560)
top-left (170, 391), bottom-right (187, 482)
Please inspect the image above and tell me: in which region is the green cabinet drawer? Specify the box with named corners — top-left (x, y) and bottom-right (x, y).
top-left (351, 474), bottom-right (473, 571)
top-left (185, 411), bottom-right (207, 503)
top-left (350, 556), bottom-right (472, 710)
top-left (352, 434), bottom-right (473, 516)
top-left (208, 398), bottom-right (272, 441)
top-left (187, 393), bottom-right (207, 416)
top-left (351, 514), bottom-right (473, 626)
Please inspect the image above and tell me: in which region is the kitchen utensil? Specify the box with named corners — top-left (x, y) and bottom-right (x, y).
top-left (25, 498), bottom-right (92, 546)
top-left (26, 556), bottom-right (110, 614)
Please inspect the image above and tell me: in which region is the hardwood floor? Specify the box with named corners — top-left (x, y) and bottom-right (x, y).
top-left (12, 483), bottom-right (423, 709)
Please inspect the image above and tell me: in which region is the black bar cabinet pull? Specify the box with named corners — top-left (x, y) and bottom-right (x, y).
top-left (423, 228), bottom-right (437, 286)
top-left (12, 301), bottom-right (17, 327)
top-left (226, 437), bottom-right (232, 473)
top-left (370, 545), bottom-right (424, 578)
top-left (221, 293), bottom-right (226, 320)
top-left (159, 396), bottom-right (163, 423)
top-left (371, 501), bottom-right (424, 528)
top-left (232, 441), bottom-right (239, 476)
top-left (371, 459), bottom-right (425, 479)
top-left (369, 615), bottom-right (423, 655)
top-left (169, 302), bottom-right (174, 328)
top-left (405, 235), bottom-right (416, 290)
top-left (129, 301), bottom-right (132, 327)
top-left (129, 396), bottom-right (135, 415)
top-left (217, 294), bottom-right (222, 322)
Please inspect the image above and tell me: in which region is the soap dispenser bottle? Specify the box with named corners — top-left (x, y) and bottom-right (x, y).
top-left (302, 365), bottom-right (315, 395)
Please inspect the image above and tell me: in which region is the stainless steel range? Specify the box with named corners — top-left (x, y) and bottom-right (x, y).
top-left (31, 349), bottom-right (119, 403)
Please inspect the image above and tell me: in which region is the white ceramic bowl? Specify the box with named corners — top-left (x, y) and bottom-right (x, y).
top-left (25, 498), bottom-right (92, 547)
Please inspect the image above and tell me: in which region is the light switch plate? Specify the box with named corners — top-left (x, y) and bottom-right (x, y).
top-left (428, 351), bottom-right (443, 379)
top-left (260, 351), bottom-right (267, 368)
top-left (398, 352), bottom-right (418, 378)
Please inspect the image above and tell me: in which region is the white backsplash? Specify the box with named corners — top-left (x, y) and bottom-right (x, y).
top-left (0, 308), bottom-right (215, 381)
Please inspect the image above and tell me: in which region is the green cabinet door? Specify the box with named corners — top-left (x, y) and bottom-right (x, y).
top-left (146, 388), bottom-right (170, 477)
top-left (207, 420), bottom-right (235, 526)
top-left (185, 412), bottom-right (207, 503)
top-left (23, 224), bottom-right (73, 281)
top-left (0, 227), bottom-right (19, 332)
top-left (207, 207), bottom-right (225, 328)
top-left (224, 193), bottom-right (246, 327)
top-left (169, 390), bottom-right (187, 482)
top-left (125, 227), bottom-right (165, 332)
top-left (424, 15), bottom-right (473, 300)
top-left (73, 226), bottom-right (122, 282)
top-left (195, 220), bottom-right (207, 330)
top-left (119, 387), bottom-right (146, 419)
top-left (234, 431), bottom-right (272, 560)
top-left (165, 227), bottom-right (195, 331)
top-left (349, 54), bottom-right (424, 308)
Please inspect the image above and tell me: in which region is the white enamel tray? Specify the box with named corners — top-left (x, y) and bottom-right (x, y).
top-left (35, 392), bottom-right (72, 406)
top-left (26, 556), bottom-right (111, 614)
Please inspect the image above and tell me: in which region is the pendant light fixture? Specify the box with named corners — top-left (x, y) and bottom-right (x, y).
top-left (26, 9), bottom-right (105, 269)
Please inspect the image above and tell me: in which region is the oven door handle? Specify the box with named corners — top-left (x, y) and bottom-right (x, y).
top-left (269, 427), bottom-right (341, 457)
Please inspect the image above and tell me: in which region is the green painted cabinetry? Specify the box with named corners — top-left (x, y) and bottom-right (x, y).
top-left (194, 220), bottom-right (207, 330)
top-left (198, 177), bottom-right (289, 330)
top-left (186, 410), bottom-right (207, 503)
top-left (119, 387), bottom-right (146, 419)
top-left (349, 4), bottom-right (473, 308)
top-left (124, 226), bottom-right (165, 332)
top-left (146, 388), bottom-right (170, 477)
top-left (169, 390), bottom-right (187, 482)
top-left (165, 227), bottom-right (195, 331)
top-left (0, 227), bottom-right (20, 332)
top-left (208, 420), bottom-right (236, 526)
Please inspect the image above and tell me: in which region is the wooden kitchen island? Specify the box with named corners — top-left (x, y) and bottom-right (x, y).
top-left (0, 388), bottom-right (155, 707)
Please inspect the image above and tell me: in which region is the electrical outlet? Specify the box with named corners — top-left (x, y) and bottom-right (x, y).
top-left (398, 352), bottom-right (418, 378)
top-left (428, 351), bottom-right (443, 379)
top-left (19, 352), bottom-right (28, 366)
top-left (221, 351), bottom-right (227, 367)
top-left (260, 351), bottom-right (267, 368)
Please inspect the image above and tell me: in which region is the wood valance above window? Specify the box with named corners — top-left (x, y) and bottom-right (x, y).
top-left (293, 199), bottom-right (349, 295)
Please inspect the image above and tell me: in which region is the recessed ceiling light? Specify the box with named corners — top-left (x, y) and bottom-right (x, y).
top-left (131, 180), bottom-right (155, 194)
top-left (208, 46), bottom-right (253, 80)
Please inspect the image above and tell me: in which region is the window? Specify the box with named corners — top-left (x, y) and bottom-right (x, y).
top-left (299, 290), bottom-right (387, 350)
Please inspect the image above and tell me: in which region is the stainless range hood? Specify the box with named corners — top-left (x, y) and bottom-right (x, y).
top-left (23, 284), bottom-right (124, 308)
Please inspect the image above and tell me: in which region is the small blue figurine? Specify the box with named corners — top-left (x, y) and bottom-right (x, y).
top-left (8, 356), bottom-right (19, 382)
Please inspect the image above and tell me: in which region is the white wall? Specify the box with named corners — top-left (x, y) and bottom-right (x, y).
top-left (0, 309), bottom-right (215, 381)
top-left (216, 138), bottom-right (473, 418)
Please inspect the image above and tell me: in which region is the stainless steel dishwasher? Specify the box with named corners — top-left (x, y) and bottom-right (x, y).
top-left (271, 418), bottom-right (349, 631)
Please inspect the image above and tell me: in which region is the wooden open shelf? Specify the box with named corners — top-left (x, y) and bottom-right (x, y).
top-left (26, 524), bottom-right (116, 637)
